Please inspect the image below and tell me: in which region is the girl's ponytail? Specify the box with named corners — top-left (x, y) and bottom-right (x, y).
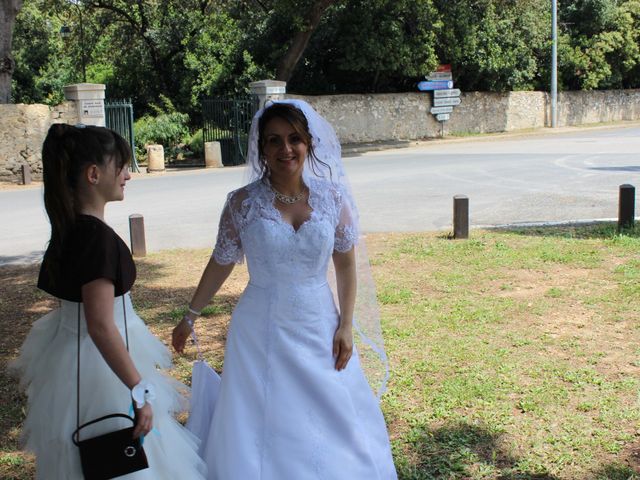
top-left (42, 124), bottom-right (77, 273)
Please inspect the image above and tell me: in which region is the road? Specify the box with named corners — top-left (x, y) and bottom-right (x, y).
top-left (1, 124), bottom-right (638, 265)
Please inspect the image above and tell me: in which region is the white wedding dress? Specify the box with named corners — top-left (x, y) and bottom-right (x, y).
top-left (201, 177), bottom-right (397, 479)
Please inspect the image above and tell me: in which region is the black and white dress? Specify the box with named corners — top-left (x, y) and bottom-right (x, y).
top-left (10, 214), bottom-right (206, 479)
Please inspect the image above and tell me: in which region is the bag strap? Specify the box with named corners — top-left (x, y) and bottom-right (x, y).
top-left (72, 413), bottom-right (135, 446)
top-left (76, 295), bottom-right (130, 441)
top-left (189, 323), bottom-right (204, 361)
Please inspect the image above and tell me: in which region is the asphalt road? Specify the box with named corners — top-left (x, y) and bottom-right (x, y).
top-left (1, 124), bottom-right (638, 265)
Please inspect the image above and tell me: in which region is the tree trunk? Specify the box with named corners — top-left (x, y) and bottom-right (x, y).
top-left (0, 0), bottom-right (23, 103)
top-left (275, 0), bottom-right (335, 82)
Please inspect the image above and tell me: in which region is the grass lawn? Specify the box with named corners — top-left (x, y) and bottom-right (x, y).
top-left (1, 223), bottom-right (639, 479)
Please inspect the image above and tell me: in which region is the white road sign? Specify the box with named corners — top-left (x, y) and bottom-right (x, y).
top-left (426, 72), bottom-right (453, 81)
top-left (433, 97), bottom-right (461, 107)
top-left (433, 89), bottom-right (461, 98)
top-left (436, 113), bottom-right (450, 122)
top-left (430, 106), bottom-right (453, 114)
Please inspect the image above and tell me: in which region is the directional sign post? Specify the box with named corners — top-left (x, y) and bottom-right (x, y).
top-left (418, 80), bottom-right (454, 91)
top-left (426, 72), bottom-right (453, 81)
top-left (433, 97), bottom-right (461, 107)
top-left (430, 106), bottom-right (453, 115)
top-left (433, 89), bottom-right (461, 99)
top-left (421, 64), bottom-right (460, 133)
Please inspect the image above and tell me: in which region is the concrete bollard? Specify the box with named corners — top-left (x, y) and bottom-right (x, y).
top-left (146, 145), bottom-right (165, 173)
top-left (129, 214), bottom-right (147, 257)
top-left (204, 141), bottom-right (223, 168)
top-left (453, 195), bottom-right (469, 239)
top-left (21, 164), bottom-right (32, 185)
top-left (618, 184), bottom-right (635, 230)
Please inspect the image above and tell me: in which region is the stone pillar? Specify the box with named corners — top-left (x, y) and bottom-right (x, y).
top-left (147, 145), bottom-right (165, 172)
top-left (204, 141), bottom-right (223, 168)
top-left (249, 80), bottom-right (287, 109)
top-left (62, 83), bottom-right (107, 126)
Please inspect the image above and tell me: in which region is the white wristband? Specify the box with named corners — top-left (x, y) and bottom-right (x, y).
top-left (131, 381), bottom-right (156, 408)
top-left (187, 305), bottom-right (201, 316)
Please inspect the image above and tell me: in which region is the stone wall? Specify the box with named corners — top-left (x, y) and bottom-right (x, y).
top-left (292, 89), bottom-right (640, 144)
top-left (2, 89), bottom-right (639, 182)
top-left (0, 102), bottom-right (78, 183)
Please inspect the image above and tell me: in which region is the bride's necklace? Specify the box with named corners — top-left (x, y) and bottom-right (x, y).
top-left (271, 185), bottom-right (307, 204)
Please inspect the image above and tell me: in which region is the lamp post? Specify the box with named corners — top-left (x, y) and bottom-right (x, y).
top-left (551, 0), bottom-right (558, 128)
top-left (60, 1), bottom-right (86, 83)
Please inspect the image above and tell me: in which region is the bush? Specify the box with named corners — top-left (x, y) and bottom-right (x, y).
top-left (188, 129), bottom-right (204, 158)
top-left (134, 96), bottom-right (190, 161)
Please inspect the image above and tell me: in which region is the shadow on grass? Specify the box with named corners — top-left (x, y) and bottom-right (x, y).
top-left (490, 221), bottom-right (640, 241)
top-left (397, 422), bottom-right (558, 480)
top-left (591, 463), bottom-right (640, 480)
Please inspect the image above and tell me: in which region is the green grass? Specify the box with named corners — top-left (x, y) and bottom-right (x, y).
top-left (2, 222), bottom-right (640, 479)
top-left (371, 224), bottom-right (640, 479)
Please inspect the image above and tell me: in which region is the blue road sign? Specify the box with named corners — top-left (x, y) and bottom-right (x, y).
top-left (418, 80), bottom-right (454, 91)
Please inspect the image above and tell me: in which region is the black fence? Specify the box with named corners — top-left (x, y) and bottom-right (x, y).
top-left (105, 99), bottom-right (139, 172)
top-left (202, 97), bottom-right (259, 166)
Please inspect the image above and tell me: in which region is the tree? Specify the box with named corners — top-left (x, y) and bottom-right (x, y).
top-left (274, 0), bottom-right (337, 82)
top-left (0, 0), bottom-right (24, 103)
top-left (292, 0), bottom-right (439, 93)
top-left (433, 0), bottom-right (551, 92)
top-left (557, 0), bottom-right (640, 89)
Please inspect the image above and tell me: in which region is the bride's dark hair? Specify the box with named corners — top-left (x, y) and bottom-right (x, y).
top-left (42, 124), bottom-right (130, 280)
top-left (257, 103), bottom-right (332, 179)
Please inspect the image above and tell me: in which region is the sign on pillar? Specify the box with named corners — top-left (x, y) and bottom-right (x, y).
top-left (63, 83), bottom-right (107, 126)
top-left (249, 80), bottom-right (287, 109)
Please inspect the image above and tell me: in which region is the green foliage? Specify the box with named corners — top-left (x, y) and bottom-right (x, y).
top-left (187, 129), bottom-right (204, 157)
top-left (10, 0), bottom-right (640, 114)
top-left (288, 0), bottom-right (440, 93)
top-left (133, 96), bottom-right (189, 161)
top-left (11, 1), bottom-right (73, 104)
top-left (559, 0), bottom-right (640, 89)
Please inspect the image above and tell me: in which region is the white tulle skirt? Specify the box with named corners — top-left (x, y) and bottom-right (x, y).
top-left (10, 293), bottom-right (207, 479)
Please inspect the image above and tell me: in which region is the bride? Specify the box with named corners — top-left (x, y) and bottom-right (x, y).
top-left (172, 99), bottom-right (397, 479)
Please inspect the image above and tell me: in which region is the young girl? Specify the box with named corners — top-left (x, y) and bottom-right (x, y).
top-left (11, 124), bottom-right (206, 479)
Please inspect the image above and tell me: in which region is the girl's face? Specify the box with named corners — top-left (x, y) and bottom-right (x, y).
top-left (96, 157), bottom-right (131, 202)
top-left (261, 117), bottom-right (308, 181)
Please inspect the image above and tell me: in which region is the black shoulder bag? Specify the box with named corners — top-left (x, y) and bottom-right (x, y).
top-left (71, 296), bottom-right (149, 479)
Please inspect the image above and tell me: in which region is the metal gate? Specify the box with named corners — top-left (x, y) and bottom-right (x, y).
top-left (105, 99), bottom-right (139, 172)
top-left (202, 97), bottom-right (258, 166)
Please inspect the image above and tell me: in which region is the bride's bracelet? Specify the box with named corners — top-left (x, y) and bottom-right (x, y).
top-left (131, 380), bottom-right (156, 408)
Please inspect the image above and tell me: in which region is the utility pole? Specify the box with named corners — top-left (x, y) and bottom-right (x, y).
top-left (551, 0), bottom-right (558, 128)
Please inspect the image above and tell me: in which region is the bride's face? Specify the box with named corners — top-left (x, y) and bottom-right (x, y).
top-left (262, 117), bottom-right (308, 181)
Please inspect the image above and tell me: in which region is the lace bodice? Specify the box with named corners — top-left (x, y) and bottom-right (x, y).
top-left (213, 178), bottom-right (357, 286)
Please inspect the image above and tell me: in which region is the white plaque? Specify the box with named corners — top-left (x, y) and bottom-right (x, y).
top-left (265, 86), bottom-right (286, 94)
top-left (81, 100), bottom-right (105, 117)
top-left (436, 113), bottom-right (450, 122)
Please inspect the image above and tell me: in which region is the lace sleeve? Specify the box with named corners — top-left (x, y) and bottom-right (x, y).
top-left (212, 192), bottom-right (244, 265)
top-left (333, 186), bottom-right (359, 253)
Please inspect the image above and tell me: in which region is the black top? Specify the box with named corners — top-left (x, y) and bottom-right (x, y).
top-left (38, 215), bottom-right (136, 302)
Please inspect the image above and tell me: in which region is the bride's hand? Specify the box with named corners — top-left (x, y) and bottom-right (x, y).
top-left (172, 316), bottom-right (192, 354)
top-left (333, 324), bottom-right (353, 371)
